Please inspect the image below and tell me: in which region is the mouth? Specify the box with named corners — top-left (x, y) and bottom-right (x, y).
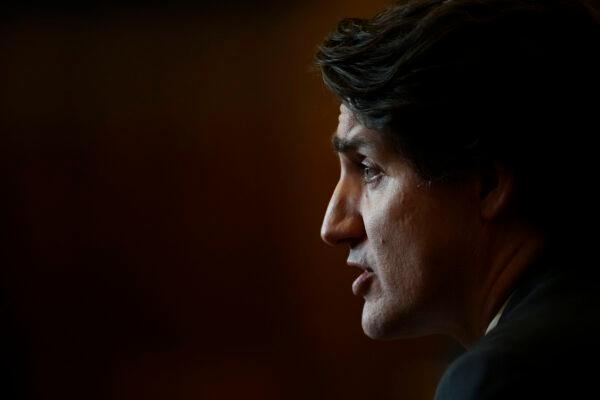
top-left (352, 269), bottom-right (375, 297)
top-left (346, 261), bottom-right (375, 296)
top-left (346, 260), bottom-right (373, 273)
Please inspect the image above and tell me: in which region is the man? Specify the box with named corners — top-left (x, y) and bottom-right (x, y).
top-left (317, 0), bottom-right (599, 398)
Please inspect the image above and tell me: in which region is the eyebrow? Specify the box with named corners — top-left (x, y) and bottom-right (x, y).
top-left (331, 133), bottom-right (374, 153)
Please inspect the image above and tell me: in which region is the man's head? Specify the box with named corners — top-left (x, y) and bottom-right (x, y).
top-left (322, 104), bottom-right (496, 342)
top-left (317, 0), bottom-right (598, 345)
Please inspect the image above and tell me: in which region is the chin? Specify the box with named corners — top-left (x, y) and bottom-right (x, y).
top-left (362, 320), bottom-right (401, 340)
top-left (361, 308), bottom-right (402, 340)
top-left (361, 302), bottom-right (424, 340)
top-left (362, 319), bottom-right (427, 341)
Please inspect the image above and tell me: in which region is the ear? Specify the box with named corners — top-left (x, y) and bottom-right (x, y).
top-left (479, 162), bottom-right (515, 221)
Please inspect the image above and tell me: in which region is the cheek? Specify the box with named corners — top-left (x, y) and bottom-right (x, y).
top-left (363, 183), bottom-right (472, 294)
top-left (363, 189), bottom-right (424, 289)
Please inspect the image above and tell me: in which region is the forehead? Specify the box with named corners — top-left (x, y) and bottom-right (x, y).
top-left (334, 104), bottom-right (390, 152)
top-left (337, 104), bottom-right (356, 134)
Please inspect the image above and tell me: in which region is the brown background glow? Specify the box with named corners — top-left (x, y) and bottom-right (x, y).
top-left (1, 1), bottom-right (457, 399)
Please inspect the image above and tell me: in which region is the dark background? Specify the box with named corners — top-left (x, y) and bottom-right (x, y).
top-left (0, 1), bottom-right (456, 399)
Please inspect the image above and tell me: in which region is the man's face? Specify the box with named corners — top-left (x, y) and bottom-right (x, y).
top-left (321, 105), bottom-right (481, 340)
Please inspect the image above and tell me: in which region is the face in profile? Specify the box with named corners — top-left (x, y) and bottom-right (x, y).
top-left (321, 105), bottom-right (481, 340)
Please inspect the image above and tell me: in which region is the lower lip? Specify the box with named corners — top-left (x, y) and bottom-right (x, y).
top-left (352, 271), bottom-right (375, 296)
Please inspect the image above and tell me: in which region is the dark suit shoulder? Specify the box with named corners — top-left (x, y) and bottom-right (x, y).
top-left (435, 264), bottom-right (600, 399)
top-left (434, 340), bottom-right (517, 400)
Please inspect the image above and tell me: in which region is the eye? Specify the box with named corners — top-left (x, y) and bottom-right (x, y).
top-left (360, 160), bottom-right (382, 184)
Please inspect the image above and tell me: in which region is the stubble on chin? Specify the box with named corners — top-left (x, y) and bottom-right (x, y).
top-left (361, 295), bottom-right (402, 340)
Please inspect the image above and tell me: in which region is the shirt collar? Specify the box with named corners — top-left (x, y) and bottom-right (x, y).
top-left (485, 294), bottom-right (513, 335)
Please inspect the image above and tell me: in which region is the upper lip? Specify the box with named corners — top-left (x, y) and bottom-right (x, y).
top-left (346, 260), bottom-right (374, 273)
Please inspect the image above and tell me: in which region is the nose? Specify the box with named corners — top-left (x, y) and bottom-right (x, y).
top-left (320, 178), bottom-right (365, 247)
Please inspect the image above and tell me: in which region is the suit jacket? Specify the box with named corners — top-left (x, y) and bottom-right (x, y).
top-left (435, 248), bottom-right (600, 399)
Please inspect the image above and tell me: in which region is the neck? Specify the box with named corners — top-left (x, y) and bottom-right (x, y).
top-left (455, 225), bottom-right (545, 348)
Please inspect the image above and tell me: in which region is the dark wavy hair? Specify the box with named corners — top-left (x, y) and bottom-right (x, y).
top-left (315, 0), bottom-right (599, 232)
